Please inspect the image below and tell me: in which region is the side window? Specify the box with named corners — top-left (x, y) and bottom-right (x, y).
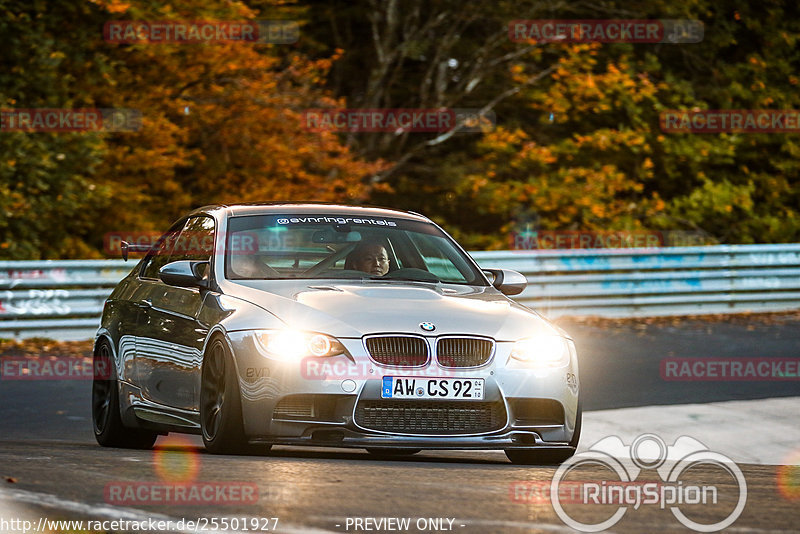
top-left (140, 221), bottom-right (185, 280)
top-left (170, 216), bottom-right (215, 262)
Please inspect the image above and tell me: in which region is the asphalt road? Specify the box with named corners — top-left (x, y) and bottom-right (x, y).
top-left (1, 316), bottom-right (799, 533)
top-left (564, 315), bottom-right (800, 409)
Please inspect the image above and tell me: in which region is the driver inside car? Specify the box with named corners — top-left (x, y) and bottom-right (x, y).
top-left (346, 241), bottom-right (391, 276)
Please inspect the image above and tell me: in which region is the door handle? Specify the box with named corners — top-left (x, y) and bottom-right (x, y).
top-left (133, 300), bottom-right (152, 309)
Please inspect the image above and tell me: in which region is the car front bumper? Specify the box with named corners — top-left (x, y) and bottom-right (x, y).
top-left (227, 331), bottom-right (580, 450)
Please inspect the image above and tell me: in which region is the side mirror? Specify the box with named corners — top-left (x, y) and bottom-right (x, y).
top-left (483, 268), bottom-right (527, 296)
top-left (120, 240), bottom-right (153, 262)
top-left (159, 260), bottom-right (209, 288)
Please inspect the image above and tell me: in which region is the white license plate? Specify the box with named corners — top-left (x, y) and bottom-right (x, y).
top-left (381, 377), bottom-right (484, 400)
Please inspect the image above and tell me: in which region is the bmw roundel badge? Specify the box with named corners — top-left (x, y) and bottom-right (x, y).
top-left (419, 322), bottom-right (436, 332)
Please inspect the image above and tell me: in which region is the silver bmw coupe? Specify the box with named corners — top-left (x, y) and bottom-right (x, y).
top-left (92, 203), bottom-right (580, 464)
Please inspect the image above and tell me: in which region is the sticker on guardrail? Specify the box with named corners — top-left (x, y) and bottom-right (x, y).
top-left (0, 289), bottom-right (72, 316)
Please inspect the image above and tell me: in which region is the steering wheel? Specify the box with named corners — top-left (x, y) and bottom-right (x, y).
top-left (230, 254), bottom-right (281, 279)
top-left (300, 243), bottom-right (357, 277)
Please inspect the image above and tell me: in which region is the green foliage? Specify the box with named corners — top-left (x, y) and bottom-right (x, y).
top-left (0, 0), bottom-right (114, 258)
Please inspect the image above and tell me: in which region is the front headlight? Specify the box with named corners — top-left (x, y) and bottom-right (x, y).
top-left (510, 335), bottom-right (571, 367)
top-left (255, 329), bottom-right (347, 359)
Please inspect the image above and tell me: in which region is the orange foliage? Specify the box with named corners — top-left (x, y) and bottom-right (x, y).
top-left (91, 0), bottom-right (386, 234)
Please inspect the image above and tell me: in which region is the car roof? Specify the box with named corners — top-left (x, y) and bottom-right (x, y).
top-left (186, 202), bottom-right (432, 223)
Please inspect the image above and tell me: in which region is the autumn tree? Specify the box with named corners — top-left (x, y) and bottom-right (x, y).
top-left (1, 0), bottom-right (385, 258)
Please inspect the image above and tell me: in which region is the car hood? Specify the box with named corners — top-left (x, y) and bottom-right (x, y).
top-left (223, 280), bottom-right (561, 341)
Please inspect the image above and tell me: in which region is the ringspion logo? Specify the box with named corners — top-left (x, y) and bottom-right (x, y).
top-left (551, 434), bottom-right (746, 532)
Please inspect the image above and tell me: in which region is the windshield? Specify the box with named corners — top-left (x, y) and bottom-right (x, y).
top-left (224, 214), bottom-right (487, 286)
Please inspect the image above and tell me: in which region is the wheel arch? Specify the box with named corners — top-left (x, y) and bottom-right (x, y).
top-left (94, 329), bottom-right (124, 382)
top-left (200, 326), bottom-right (243, 378)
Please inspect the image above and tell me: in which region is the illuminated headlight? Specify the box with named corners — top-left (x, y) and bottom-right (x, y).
top-left (510, 335), bottom-right (571, 367)
top-left (255, 330), bottom-right (346, 359)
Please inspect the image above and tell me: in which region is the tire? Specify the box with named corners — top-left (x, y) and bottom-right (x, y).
top-left (200, 337), bottom-right (265, 455)
top-left (366, 448), bottom-right (422, 457)
top-left (504, 401), bottom-right (582, 465)
top-left (92, 339), bottom-right (158, 449)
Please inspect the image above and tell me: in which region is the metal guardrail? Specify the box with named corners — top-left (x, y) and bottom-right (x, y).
top-left (0, 260), bottom-right (134, 340)
top-left (471, 244), bottom-right (800, 318)
top-left (1, 244), bottom-right (799, 340)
